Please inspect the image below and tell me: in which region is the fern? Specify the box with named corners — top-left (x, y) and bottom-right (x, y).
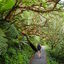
top-left (0, 28), bottom-right (6, 37)
top-left (7, 24), bottom-right (19, 39)
top-left (0, 28), bottom-right (8, 55)
top-left (0, 37), bottom-right (8, 55)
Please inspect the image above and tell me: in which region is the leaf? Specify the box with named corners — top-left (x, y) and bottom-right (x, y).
top-left (0, 36), bottom-right (8, 55)
top-left (29, 35), bottom-right (41, 46)
top-left (7, 24), bottom-right (19, 38)
top-left (0, 28), bottom-right (6, 37)
top-left (0, 0), bottom-right (15, 12)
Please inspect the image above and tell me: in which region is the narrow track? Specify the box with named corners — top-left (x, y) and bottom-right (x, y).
top-left (30, 46), bottom-right (47, 64)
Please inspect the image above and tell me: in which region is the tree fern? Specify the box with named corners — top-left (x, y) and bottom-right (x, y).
top-left (0, 28), bottom-right (8, 55)
top-left (7, 24), bottom-right (19, 39)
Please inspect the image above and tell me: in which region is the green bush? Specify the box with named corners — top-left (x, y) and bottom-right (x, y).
top-left (47, 58), bottom-right (59, 64)
top-left (47, 37), bottom-right (64, 61)
top-left (7, 24), bottom-right (19, 39)
top-left (47, 52), bottom-right (59, 64)
top-left (0, 0), bottom-right (15, 12)
top-left (5, 47), bottom-right (23, 64)
top-left (21, 45), bottom-right (34, 64)
top-left (4, 45), bottom-right (34, 64)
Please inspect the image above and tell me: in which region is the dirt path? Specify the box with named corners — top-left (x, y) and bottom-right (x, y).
top-left (31, 46), bottom-right (47, 64)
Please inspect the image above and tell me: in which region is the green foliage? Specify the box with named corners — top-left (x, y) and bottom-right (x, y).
top-left (47, 57), bottom-right (59, 64)
top-left (0, 28), bottom-right (6, 37)
top-left (46, 51), bottom-right (59, 64)
top-left (0, 0), bottom-right (64, 64)
top-left (0, 36), bottom-right (8, 55)
top-left (5, 48), bottom-right (23, 64)
top-left (0, 0), bottom-right (15, 12)
top-left (0, 28), bottom-right (8, 55)
top-left (29, 35), bottom-right (41, 46)
top-left (54, 41), bottom-right (64, 58)
top-left (0, 20), bottom-right (33, 64)
top-left (22, 0), bottom-right (39, 6)
top-left (7, 24), bottom-right (19, 39)
top-left (42, 12), bottom-right (64, 62)
top-left (0, 21), bottom-right (10, 30)
top-left (4, 45), bottom-right (34, 64)
top-left (50, 39), bottom-right (64, 60)
top-left (19, 11), bottom-right (34, 25)
top-left (21, 45), bottom-right (34, 64)
top-left (22, 0), bottom-right (47, 8)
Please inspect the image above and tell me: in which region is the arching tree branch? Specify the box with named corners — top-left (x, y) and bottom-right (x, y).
top-left (4, 0), bottom-right (60, 21)
top-left (5, 0), bottom-right (18, 21)
top-left (14, 0), bottom-right (60, 16)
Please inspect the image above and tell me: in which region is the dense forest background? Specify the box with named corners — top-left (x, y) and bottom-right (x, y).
top-left (0, 0), bottom-right (64, 64)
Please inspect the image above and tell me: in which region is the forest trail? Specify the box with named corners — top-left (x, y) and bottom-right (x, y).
top-left (31, 46), bottom-right (47, 64)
